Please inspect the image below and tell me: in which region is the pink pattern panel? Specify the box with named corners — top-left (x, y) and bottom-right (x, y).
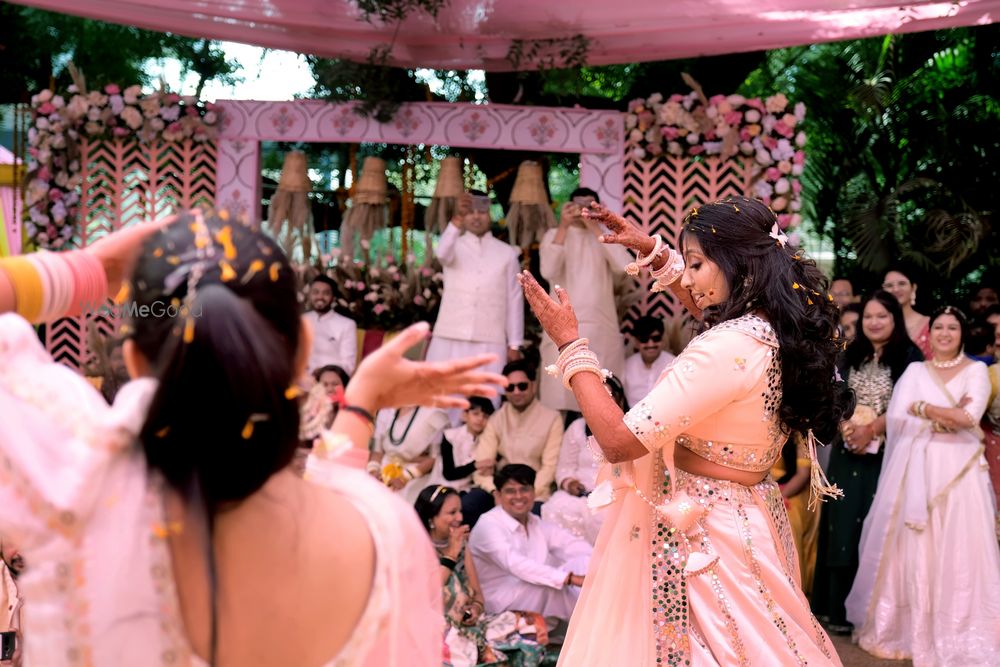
top-left (622, 156), bottom-right (753, 327)
top-left (41, 139), bottom-right (217, 369)
top-left (214, 99), bottom-right (625, 236)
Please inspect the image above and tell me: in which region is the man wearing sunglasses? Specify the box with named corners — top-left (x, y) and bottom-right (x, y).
top-left (463, 361), bottom-right (563, 527)
top-left (426, 189), bottom-right (524, 414)
top-left (623, 315), bottom-right (676, 408)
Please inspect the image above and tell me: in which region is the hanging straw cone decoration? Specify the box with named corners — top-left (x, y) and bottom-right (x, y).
top-left (506, 160), bottom-right (555, 249)
top-left (426, 156), bottom-right (464, 233)
top-left (424, 156), bottom-right (464, 261)
top-left (267, 150), bottom-right (315, 261)
top-left (341, 156), bottom-right (389, 259)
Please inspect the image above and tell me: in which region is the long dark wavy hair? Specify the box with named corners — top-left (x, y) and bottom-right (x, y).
top-left (843, 290), bottom-right (921, 382)
top-left (126, 210), bottom-right (302, 664)
top-left (680, 196), bottom-right (853, 438)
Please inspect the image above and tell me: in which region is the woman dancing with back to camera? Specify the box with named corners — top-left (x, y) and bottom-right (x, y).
top-left (518, 196), bottom-right (852, 666)
top-left (0, 211), bottom-right (505, 666)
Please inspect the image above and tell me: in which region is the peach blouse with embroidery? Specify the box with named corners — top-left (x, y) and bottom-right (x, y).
top-left (624, 313), bottom-right (785, 472)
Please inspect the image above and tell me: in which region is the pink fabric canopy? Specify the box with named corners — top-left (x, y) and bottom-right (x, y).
top-left (10, 1), bottom-right (999, 70)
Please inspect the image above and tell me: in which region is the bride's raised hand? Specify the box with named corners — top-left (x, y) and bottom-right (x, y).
top-left (345, 322), bottom-right (507, 412)
top-left (582, 203), bottom-right (655, 256)
top-left (517, 271), bottom-right (579, 349)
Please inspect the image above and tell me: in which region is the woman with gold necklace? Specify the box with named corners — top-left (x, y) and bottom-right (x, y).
top-left (847, 306), bottom-right (1000, 666)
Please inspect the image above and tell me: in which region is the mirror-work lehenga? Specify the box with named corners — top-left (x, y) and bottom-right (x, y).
top-left (557, 313), bottom-right (841, 666)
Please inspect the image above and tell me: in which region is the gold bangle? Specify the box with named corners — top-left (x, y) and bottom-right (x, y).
top-left (1, 257), bottom-right (44, 322)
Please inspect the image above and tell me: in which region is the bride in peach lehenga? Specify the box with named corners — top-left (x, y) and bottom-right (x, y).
top-left (519, 197), bottom-right (850, 666)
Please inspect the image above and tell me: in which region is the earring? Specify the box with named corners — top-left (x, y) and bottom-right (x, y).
top-left (910, 294), bottom-right (916, 306)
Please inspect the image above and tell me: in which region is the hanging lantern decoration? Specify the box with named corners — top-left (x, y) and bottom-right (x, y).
top-left (267, 150), bottom-right (314, 261)
top-left (341, 156), bottom-right (388, 258)
top-left (426, 156), bottom-right (464, 233)
top-left (506, 160), bottom-right (555, 249)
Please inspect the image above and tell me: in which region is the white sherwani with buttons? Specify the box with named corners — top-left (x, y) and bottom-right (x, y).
top-left (538, 226), bottom-right (632, 411)
top-left (426, 223), bottom-right (524, 388)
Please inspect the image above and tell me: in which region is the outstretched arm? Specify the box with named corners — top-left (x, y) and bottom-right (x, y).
top-left (336, 322), bottom-right (507, 457)
top-left (517, 272), bottom-right (646, 463)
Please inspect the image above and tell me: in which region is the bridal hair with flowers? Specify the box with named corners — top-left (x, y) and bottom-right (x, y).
top-left (680, 196), bottom-right (854, 442)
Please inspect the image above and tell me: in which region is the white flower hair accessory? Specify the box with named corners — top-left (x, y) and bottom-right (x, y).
top-left (769, 222), bottom-right (789, 247)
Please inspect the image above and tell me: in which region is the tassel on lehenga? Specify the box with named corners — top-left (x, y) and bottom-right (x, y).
top-left (805, 429), bottom-right (843, 511)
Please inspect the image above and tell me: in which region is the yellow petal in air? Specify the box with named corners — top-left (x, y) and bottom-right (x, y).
top-left (219, 259), bottom-right (237, 282)
top-left (241, 419), bottom-right (254, 439)
top-left (183, 317), bottom-right (195, 343)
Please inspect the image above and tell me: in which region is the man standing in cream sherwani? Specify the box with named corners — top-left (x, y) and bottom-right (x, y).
top-left (425, 190), bottom-right (523, 409)
top-left (538, 188), bottom-right (632, 412)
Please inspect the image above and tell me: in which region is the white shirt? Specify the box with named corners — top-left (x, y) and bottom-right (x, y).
top-left (427, 424), bottom-right (478, 492)
top-left (468, 507), bottom-right (592, 615)
top-left (623, 350), bottom-right (675, 408)
top-left (433, 224), bottom-right (523, 348)
top-left (304, 309), bottom-right (357, 376)
top-left (538, 226), bottom-right (631, 410)
top-left (554, 419), bottom-right (601, 491)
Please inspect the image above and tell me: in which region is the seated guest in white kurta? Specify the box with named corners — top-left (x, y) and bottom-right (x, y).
top-left (542, 375), bottom-right (629, 545)
top-left (622, 315), bottom-right (676, 407)
top-left (303, 275), bottom-right (357, 376)
top-left (425, 190), bottom-right (524, 410)
top-left (369, 406), bottom-right (451, 505)
top-left (428, 396), bottom-right (494, 493)
top-left (469, 465), bottom-right (592, 621)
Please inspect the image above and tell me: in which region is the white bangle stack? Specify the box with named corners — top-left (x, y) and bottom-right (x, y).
top-left (650, 247), bottom-right (685, 293)
top-left (544, 337), bottom-right (610, 389)
top-left (625, 235), bottom-right (666, 276)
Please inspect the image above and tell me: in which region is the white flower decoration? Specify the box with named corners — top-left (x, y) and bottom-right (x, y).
top-left (769, 222), bottom-right (789, 247)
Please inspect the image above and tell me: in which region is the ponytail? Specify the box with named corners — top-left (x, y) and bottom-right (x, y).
top-left (139, 284), bottom-right (300, 508)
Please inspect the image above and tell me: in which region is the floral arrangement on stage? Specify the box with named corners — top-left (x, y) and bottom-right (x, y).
top-left (625, 89), bottom-right (806, 229)
top-left (25, 84), bottom-right (221, 249)
top-left (314, 255), bottom-right (445, 331)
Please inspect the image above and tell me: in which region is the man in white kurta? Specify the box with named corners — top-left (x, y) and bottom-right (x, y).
top-left (303, 275), bottom-right (357, 376)
top-left (539, 188), bottom-right (631, 411)
top-left (425, 191), bottom-right (524, 405)
top-left (622, 315), bottom-right (676, 407)
top-left (469, 464), bottom-right (591, 621)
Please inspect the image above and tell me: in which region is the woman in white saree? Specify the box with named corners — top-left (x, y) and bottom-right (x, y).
top-left (846, 306), bottom-right (1000, 666)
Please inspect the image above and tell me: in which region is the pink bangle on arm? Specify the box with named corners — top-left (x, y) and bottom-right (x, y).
top-left (65, 251), bottom-right (109, 318)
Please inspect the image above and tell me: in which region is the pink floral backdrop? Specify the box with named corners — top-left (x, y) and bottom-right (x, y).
top-left (17, 87), bottom-right (807, 366)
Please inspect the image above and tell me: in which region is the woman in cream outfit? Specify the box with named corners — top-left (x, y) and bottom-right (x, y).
top-left (520, 197), bottom-right (850, 666)
top-left (0, 211), bottom-right (505, 666)
top-left (847, 306), bottom-right (1000, 666)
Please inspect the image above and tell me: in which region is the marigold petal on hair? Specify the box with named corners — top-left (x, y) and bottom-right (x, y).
top-left (242, 259), bottom-right (266, 284)
top-left (215, 225), bottom-right (237, 260)
top-left (268, 262), bottom-right (281, 282)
